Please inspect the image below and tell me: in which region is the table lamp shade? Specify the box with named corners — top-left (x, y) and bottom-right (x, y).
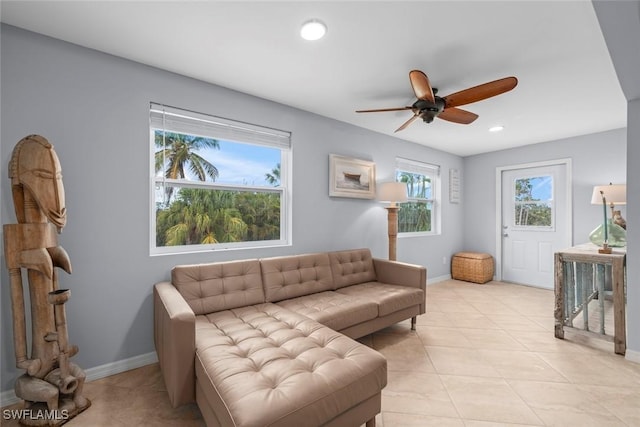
top-left (590, 184), bottom-right (626, 205)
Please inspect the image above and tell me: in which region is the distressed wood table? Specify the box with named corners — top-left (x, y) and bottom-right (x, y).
top-left (554, 243), bottom-right (626, 355)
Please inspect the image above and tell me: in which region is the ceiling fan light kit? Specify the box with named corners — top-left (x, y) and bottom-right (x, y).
top-left (356, 70), bottom-right (518, 132)
top-left (300, 19), bottom-right (327, 41)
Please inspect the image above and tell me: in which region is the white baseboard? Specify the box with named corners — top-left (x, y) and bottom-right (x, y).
top-left (428, 274), bottom-right (451, 284)
top-left (1, 351), bottom-right (158, 408)
top-left (626, 349), bottom-right (640, 364)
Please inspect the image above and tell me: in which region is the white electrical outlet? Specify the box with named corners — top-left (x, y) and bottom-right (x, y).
top-left (442, 256), bottom-right (447, 264)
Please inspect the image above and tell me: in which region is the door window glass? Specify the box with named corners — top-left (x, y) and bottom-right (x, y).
top-left (513, 175), bottom-right (553, 228)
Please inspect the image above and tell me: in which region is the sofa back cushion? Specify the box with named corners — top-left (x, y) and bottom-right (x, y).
top-left (329, 248), bottom-right (377, 289)
top-left (261, 253), bottom-right (334, 302)
top-left (171, 259), bottom-right (264, 315)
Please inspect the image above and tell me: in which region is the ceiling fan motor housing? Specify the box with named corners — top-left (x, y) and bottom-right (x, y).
top-left (413, 97), bottom-right (445, 123)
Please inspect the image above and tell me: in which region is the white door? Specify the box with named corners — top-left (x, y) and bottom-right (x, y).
top-left (501, 163), bottom-right (570, 288)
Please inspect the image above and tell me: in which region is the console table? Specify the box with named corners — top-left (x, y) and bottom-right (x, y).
top-left (554, 243), bottom-right (626, 355)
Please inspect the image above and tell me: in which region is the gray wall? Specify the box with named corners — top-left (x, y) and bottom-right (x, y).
top-left (0, 25), bottom-right (464, 393)
top-left (592, 0), bottom-right (640, 360)
top-left (463, 128), bottom-right (627, 256)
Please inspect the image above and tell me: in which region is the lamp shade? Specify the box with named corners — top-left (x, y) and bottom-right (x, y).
top-left (378, 182), bottom-right (408, 204)
top-left (591, 184), bottom-right (626, 205)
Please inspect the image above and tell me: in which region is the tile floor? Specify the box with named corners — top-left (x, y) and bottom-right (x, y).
top-left (3, 279), bottom-right (640, 426)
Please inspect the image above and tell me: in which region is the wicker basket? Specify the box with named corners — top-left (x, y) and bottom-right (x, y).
top-left (451, 252), bottom-right (494, 284)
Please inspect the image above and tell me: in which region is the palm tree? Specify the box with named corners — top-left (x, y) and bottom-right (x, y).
top-left (265, 163), bottom-right (281, 186)
top-left (155, 131), bottom-right (220, 204)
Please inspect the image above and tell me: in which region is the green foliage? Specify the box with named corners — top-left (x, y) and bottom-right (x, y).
top-left (265, 163), bottom-right (281, 186)
top-left (156, 188), bottom-right (280, 246)
top-left (398, 201), bottom-right (431, 232)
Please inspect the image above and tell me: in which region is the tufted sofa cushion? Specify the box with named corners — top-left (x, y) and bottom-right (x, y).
top-left (195, 303), bottom-right (387, 427)
top-left (329, 248), bottom-right (377, 289)
top-left (336, 282), bottom-right (425, 317)
top-left (275, 291), bottom-right (378, 331)
top-left (172, 259), bottom-right (264, 315)
top-left (261, 253), bottom-right (334, 302)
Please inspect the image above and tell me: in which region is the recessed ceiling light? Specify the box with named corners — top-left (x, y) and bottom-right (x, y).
top-left (300, 19), bottom-right (327, 41)
top-left (489, 125), bottom-right (504, 132)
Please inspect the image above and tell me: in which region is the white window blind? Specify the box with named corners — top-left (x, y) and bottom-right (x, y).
top-left (396, 157), bottom-right (440, 177)
top-left (150, 103), bottom-right (291, 149)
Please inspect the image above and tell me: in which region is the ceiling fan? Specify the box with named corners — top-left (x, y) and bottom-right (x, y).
top-left (356, 70), bottom-right (518, 132)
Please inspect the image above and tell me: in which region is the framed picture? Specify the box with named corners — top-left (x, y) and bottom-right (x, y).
top-left (329, 154), bottom-right (376, 199)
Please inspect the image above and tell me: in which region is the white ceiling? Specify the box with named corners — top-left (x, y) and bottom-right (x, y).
top-left (0, 1), bottom-right (627, 156)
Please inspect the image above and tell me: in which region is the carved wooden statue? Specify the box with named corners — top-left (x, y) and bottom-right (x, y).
top-left (3, 135), bottom-right (89, 425)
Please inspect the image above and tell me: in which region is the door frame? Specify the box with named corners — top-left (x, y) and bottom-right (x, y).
top-left (495, 158), bottom-right (573, 282)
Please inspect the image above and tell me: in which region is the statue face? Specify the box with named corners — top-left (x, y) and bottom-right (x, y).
top-left (10, 135), bottom-right (67, 229)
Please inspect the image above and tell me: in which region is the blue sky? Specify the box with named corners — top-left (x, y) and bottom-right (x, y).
top-left (212, 140), bottom-right (280, 186)
top-left (517, 175), bottom-right (552, 201)
top-left (156, 137), bottom-right (281, 186)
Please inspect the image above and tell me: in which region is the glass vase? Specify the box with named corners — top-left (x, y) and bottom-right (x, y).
top-left (589, 219), bottom-right (627, 247)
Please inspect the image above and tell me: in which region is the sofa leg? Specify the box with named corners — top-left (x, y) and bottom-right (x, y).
top-left (411, 316), bottom-right (416, 331)
top-left (365, 418), bottom-right (376, 427)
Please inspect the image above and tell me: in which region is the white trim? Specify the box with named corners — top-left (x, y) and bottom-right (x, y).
top-left (0, 352), bottom-right (158, 407)
top-left (495, 158), bottom-right (572, 282)
top-left (427, 273), bottom-right (451, 284)
top-left (626, 349), bottom-right (640, 364)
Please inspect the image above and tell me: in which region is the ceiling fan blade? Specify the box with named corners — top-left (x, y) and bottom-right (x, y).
top-left (409, 70), bottom-right (435, 103)
top-left (444, 76), bottom-right (518, 108)
top-left (356, 106), bottom-right (413, 113)
top-left (394, 113), bottom-right (422, 132)
top-left (438, 107), bottom-right (479, 124)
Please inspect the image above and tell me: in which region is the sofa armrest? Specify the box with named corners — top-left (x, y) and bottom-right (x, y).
top-left (154, 281), bottom-right (196, 407)
top-left (372, 258), bottom-right (427, 313)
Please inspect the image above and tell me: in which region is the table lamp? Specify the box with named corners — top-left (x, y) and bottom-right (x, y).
top-left (378, 182), bottom-right (408, 261)
top-left (590, 183), bottom-right (626, 252)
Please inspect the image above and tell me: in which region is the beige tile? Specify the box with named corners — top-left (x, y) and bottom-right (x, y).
top-left (477, 349), bottom-right (568, 382)
top-left (382, 371), bottom-right (459, 418)
top-left (443, 312), bottom-right (501, 330)
top-left (484, 314), bottom-right (548, 332)
top-left (416, 310), bottom-right (452, 327)
top-left (440, 375), bottom-right (543, 425)
top-left (383, 411), bottom-right (465, 426)
top-left (426, 346), bottom-right (500, 378)
top-left (457, 328), bottom-right (528, 351)
top-left (463, 421), bottom-right (543, 427)
top-left (536, 353), bottom-right (640, 387)
top-left (416, 326), bottom-right (474, 348)
top-left (373, 331), bottom-right (436, 373)
top-left (577, 384), bottom-right (640, 426)
top-left (507, 379), bottom-right (614, 416)
top-left (530, 408), bottom-right (627, 426)
top-left (510, 330), bottom-right (592, 353)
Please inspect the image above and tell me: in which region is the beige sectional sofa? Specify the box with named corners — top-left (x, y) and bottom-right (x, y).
top-left (154, 248), bottom-right (426, 427)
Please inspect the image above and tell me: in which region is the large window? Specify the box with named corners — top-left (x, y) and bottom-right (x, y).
top-left (150, 104), bottom-right (291, 255)
top-left (395, 157), bottom-right (440, 235)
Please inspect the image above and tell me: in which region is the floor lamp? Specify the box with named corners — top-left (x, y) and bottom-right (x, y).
top-left (378, 182), bottom-right (408, 261)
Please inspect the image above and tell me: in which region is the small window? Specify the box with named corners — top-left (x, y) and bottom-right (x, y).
top-left (395, 158), bottom-right (440, 235)
top-left (150, 104), bottom-right (291, 255)
top-left (513, 175), bottom-right (553, 228)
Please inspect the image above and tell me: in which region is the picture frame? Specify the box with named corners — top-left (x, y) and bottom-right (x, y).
top-left (329, 154), bottom-right (376, 199)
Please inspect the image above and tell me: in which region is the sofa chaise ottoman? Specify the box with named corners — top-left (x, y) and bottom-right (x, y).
top-left (154, 248), bottom-right (427, 426)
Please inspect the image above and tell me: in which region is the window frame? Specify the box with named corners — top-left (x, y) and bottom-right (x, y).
top-left (395, 157), bottom-right (441, 237)
top-left (149, 103), bottom-right (292, 256)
